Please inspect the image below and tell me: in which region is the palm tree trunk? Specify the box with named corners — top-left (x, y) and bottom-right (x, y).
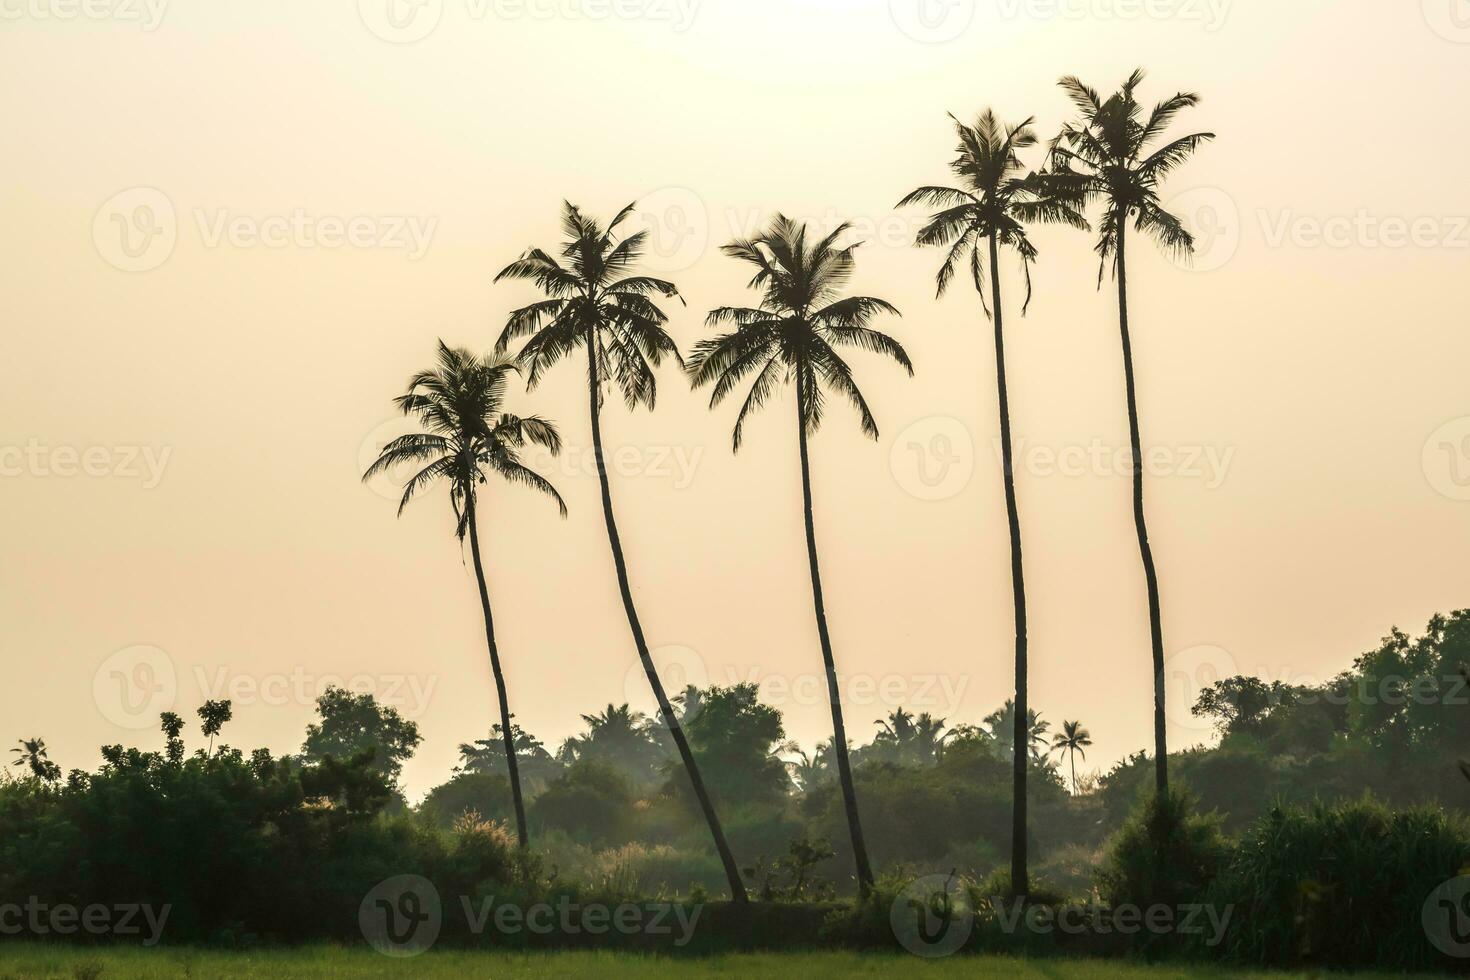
top-left (795, 372), bottom-right (876, 901)
top-left (1115, 217), bottom-right (1169, 795)
top-left (583, 324), bottom-right (749, 904)
top-left (463, 493), bottom-right (529, 848)
top-left (1070, 750), bottom-right (1078, 796)
top-left (990, 232), bottom-right (1029, 900)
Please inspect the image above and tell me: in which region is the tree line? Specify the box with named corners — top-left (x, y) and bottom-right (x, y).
top-left (365, 68), bottom-right (1213, 904)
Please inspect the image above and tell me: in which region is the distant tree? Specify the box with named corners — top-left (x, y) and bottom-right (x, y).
top-left (301, 687), bottom-right (422, 788)
top-left (984, 699), bottom-right (1051, 761)
top-left (870, 708), bottom-right (951, 767)
top-left (10, 738), bottom-right (60, 784)
top-left (1049, 68), bottom-right (1214, 794)
top-left (197, 700), bottom-right (232, 757)
top-left (160, 712), bottom-right (185, 764)
top-left (495, 201), bottom-right (746, 902)
top-left (688, 214), bottom-right (911, 899)
top-left (365, 340), bottom-right (566, 848)
top-left (672, 684), bottom-right (790, 807)
top-left (557, 703), bottom-right (666, 789)
top-left (530, 759), bottom-right (636, 845)
top-left (457, 723), bottom-right (563, 794)
top-left (1051, 720), bottom-right (1093, 794)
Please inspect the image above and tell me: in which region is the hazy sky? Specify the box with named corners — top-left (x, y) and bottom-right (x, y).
top-left (3, 1), bottom-right (1468, 798)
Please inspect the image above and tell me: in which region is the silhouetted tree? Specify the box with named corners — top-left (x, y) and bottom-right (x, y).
top-left (688, 215), bottom-right (911, 898)
top-left (300, 687), bottom-right (423, 790)
top-left (366, 341), bottom-right (566, 847)
top-left (1049, 69), bottom-right (1214, 794)
top-left (1051, 720), bottom-right (1093, 794)
top-left (494, 202), bottom-right (746, 900)
top-left (900, 113), bottom-right (1084, 896)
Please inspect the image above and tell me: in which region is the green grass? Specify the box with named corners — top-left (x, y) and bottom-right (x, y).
top-left (0, 947), bottom-right (1448, 980)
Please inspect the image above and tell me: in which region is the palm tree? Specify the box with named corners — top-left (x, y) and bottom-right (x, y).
top-left (558, 703), bottom-right (666, 788)
top-left (494, 202), bottom-right (747, 902)
top-left (872, 708), bottom-right (951, 766)
top-left (11, 737), bottom-right (60, 784)
top-left (899, 109), bottom-right (1086, 899)
top-left (1051, 720), bottom-right (1093, 795)
top-left (1048, 69), bottom-right (1214, 794)
top-left (687, 215), bottom-right (911, 899)
top-left (364, 341), bottom-right (566, 849)
top-left (983, 699), bottom-right (1051, 760)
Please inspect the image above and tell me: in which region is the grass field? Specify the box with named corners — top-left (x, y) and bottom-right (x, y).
top-left (0, 946), bottom-right (1449, 980)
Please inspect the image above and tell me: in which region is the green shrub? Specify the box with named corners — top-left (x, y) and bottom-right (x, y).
top-left (1208, 796), bottom-right (1470, 970)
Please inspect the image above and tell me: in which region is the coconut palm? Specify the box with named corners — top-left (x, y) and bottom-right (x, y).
top-left (494, 202), bottom-right (748, 902)
top-left (984, 699), bottom-right (1051, 760)
top-left (1051, 720), bottom-right (1093, 795)
top-left (364, 341), bottom-right (566, 849)
top-left (898, 108), bottom-right (1086, 899)
top-left (1048, 69), bottom-right (1214, 793)
top-left (687, 215), bottom-right (911, 899)
top-left (558, 703), bottom-right (666, 788)
top-left (872, 708), bottom-right (951, 766)
top-left (11, 737), bottom-right (60, 784)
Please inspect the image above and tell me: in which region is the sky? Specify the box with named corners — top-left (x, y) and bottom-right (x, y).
top-left (2, 0), bottom-right (1468, 799)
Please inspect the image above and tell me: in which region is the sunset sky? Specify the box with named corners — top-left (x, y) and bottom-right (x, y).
top-left (3, 0), bottom-right (1468, 798)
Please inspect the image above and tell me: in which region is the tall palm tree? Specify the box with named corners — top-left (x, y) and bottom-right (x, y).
top-left (1048, 69), bottom-right (1214, 794)
top-left (494, 202), bottom-right (748, 902)
top-left (687, 215), bottom-right (911, 899)
top-left (364, 341), bottom-right (566, 849)
top-left (899, 109), bottom-right (1086, 899)
top-left (11, 737), bottom-right (60, 784)
top-left (1051, 720), bottom-right (1093, 795)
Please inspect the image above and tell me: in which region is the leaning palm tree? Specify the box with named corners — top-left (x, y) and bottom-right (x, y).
top-left (494, 202), bottom-right (747, 902)
top-left (1048, 69), bottom-right (1214, 794)
top-left (899, 109), bottom-right (1086, 899)
top-left (1051, 720), bottom-right (1093, 795)
top-left (364, 341), bottom-right (566, 849)
top-left (687, 215), bottom-right (911, 899)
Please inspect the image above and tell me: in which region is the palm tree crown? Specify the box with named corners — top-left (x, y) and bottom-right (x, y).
top-left (495, 201), bottom-right (683, 408)
top-left (687, 214), bottom-right (912, 448)
top-left (1049, 68), bottom-right (1215, 281)
top-left (898, 110), bottom-right (1086, 310)
top-left (364, 341), bottom-right (566, 530)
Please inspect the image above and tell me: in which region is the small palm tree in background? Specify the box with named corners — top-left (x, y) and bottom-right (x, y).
top-left (495, 203), bottom-right (748, 902)
top-left (364, 341), bottom-right (566, 849)
top-left (1049, 69), bottom-right (1214, 794)
top-left (688, 215), bottom-right (911, 899)
top-left (1051, 720), bottom-right (1093, 795)
top-left (899, 108), bottom-right (1085, 899)
top-left (11, 737), bottom-right (60, 784)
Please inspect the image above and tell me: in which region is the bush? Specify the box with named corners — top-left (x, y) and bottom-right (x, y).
top-left (530, 760), bottom-right (635, 845)
top-left (1208, 796), bottom-right (1470, 970)
top-left (1095, 786), bottom-right (1231, 934)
